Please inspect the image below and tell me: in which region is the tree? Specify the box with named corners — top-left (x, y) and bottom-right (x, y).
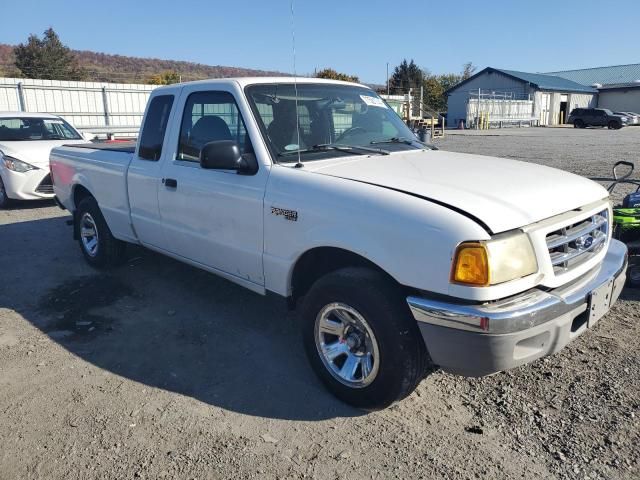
top-left (315, 68), bottom-right (359, 83)
top-left (389, 59), bottom-right (426, 117)
top-left (13, 28), bottom-right (85, 80)
top-left (389, 59), bottom-right (424, 93)
top-left (420, 63), bottom-right (477, 114)
top-left (147, 70), bottom-right (181, 85)
top-left (461, 62), bottom-right (477, 80)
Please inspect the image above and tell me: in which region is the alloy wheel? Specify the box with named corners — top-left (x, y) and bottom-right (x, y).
top-left (80, 212), bottom-right (99, 257)
top-left (314, 302), bottom-right (380, 388)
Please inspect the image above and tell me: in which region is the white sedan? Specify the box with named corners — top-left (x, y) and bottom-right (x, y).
top-left (0, 112), bottom-right (86, 207)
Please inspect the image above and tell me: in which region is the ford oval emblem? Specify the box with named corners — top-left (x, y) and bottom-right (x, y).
top-left (575, 234), bottom-right (594, 250)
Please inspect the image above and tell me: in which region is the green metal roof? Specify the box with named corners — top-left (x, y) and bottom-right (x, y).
top-left (545, 64), bottom-right (640, 87)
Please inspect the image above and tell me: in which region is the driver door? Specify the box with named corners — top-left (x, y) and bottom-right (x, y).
top-left (157, 87), bottom-right (268, 287)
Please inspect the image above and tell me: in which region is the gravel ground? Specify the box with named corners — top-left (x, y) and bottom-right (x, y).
top-left (0, 127), bottom-right (638, 480)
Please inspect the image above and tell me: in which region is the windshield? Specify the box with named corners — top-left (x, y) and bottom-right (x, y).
top-left (245, 83), bottom-right (424, 162)
top-left (0, 117), bottom-right (83, 141)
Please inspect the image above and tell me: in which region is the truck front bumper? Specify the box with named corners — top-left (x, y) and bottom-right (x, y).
top-left (407, 239), bottom-right (628, 377)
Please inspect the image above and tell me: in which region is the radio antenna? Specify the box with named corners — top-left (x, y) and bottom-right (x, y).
top-left (290, 0), bottom-right (303, 168)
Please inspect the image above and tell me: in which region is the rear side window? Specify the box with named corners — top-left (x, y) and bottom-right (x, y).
top-left (138, 95), bottom-right (174, 161)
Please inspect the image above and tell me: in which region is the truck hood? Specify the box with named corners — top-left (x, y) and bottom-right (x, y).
top-left (0, 140), bottom-right (86, 168)
top-left (304, 149), bottom-right (608, 233)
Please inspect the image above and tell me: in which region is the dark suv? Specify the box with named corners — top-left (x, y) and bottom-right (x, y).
top-left (568, 108), bottom-right (628, 129)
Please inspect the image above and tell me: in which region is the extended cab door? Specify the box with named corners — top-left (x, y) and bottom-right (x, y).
top-left (156, 85), bottom-right (268, 287)
top-left (127, 93), bottom-right (177, 250)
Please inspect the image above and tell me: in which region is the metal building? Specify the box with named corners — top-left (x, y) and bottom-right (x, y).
top-left (445, 67), bottom-right (597, 128)
top-left (546, 64), bottom-right (640, 114)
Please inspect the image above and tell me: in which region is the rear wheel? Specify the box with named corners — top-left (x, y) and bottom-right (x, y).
top-left (0, 176), bottom-right (10, 209)
top-left (76, 196), bottom-right (126, 268)
top-left (300, 267), bottom-right (431, 410)
top-left (574, 119), bottom-right (585, 128)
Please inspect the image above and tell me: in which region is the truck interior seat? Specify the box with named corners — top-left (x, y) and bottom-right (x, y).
top-left (190, 115), bottom-right (232, 148)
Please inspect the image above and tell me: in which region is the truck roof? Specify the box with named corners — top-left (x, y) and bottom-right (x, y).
top-left (153, 76), bottom-right (371, 92)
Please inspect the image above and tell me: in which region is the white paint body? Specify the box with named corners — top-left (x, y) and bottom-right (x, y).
top-left (0, 112), bottom-right (86, 200)
top-left (51, 78), bottom-right (611, 303)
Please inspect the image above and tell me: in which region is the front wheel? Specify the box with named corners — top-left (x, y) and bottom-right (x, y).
top-left (574, 119), bottom-right (585, 128)
top-left (628, 263), bottom-right (640, 289)
top-left (76, 196), bottom-right (126, 268)
top-left (300, 267), bottom-right (431, 410)
top-left (608, 121), bottom-right (622, 130)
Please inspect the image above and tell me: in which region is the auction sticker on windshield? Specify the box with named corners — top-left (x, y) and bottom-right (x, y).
top-left (360, 95), bottom-right (388, 108)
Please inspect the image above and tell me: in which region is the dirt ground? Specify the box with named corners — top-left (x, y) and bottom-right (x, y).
top-left (0, 127), bottom-right (638, 480)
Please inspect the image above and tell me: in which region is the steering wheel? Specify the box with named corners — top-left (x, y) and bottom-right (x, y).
top-left (336, 126), bottom-right (367, 143)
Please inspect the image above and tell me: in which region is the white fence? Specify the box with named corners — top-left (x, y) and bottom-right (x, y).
top-left (0, 77), bottom-right (157, 138)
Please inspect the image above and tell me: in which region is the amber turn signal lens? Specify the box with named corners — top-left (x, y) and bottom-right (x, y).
top-left (451, 243), bottom-right (490, 286)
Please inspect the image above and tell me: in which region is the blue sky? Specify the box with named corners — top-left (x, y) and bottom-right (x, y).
top-left (1, 0), bottom-right (638, 84)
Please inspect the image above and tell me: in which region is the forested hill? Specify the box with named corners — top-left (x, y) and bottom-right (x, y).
top-left (0, 44), bottom-right (289, 83)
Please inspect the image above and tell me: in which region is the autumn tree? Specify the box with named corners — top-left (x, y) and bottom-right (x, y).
top-left (13, 28), bottom-right (85, 80)
top-left (147, 70), bottom-right (181, 85)
top-left (421, 64), bottom-right (477, 114)
top-left (315, 68), bottom-right (359, 83)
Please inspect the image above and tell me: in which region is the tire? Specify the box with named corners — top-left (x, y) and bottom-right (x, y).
top-left (627, 264), bottom-right (640, 289)
top-left (0, 176), bottom-right (10, 209)
top-left (608, 121), bottom-right (622, 130)
top-left (76, 196), bottom-right (126, 268)
top-left (300, 267), bottom-right (431, 410)
top-left (574, 119), bottom-right (585, 128)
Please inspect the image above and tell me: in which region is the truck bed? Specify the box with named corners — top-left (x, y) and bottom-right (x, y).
top-left (64, 141), bottom-right (136, 153)
top-left (50, 141), bottom-right (138, 243)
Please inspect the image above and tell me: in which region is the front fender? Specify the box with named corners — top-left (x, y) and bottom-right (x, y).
top-left (263, 166), bottom-right (489, 297)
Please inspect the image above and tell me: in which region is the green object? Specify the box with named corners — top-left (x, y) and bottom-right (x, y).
top-left (613, 208), bottom-right (640, 228)
top-left (613, 208), bottom-right (640, 247)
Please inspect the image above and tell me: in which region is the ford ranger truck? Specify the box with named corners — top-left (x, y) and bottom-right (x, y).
top-left (50, 78), bottom-right (628, 410)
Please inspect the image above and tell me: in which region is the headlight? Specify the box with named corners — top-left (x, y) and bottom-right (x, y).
top-left (2, 156), bottom-right (39, 172)
top-left (451, 232), bottom-right (538, 286)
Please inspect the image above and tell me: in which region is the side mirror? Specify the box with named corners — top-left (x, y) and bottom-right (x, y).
top-left (199, 140), bottom-right (257, 175)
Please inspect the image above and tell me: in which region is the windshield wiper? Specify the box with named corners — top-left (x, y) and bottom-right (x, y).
top-left (278, 143), bottom-right (390, 159)
top-left (370, 136), bottom-right (414, 145)
top-left (370, 136), bottom-right (438, 150)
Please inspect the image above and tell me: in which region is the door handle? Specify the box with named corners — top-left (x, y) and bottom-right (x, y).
top-left (163, 178), bottom-right (178, 188)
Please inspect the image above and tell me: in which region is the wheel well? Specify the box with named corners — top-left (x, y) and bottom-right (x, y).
top-left (73, 184), bottom-right (93, 209)
top-left (289, 247), bottom-right (395, 309)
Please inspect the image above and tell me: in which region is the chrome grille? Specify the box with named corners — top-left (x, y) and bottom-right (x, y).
top-left (546, 210), bottom-right (608, 274)
top-left (35, 174), bottom-right (53, 194)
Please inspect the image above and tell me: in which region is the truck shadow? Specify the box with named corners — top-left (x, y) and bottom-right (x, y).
top-left (1, 216), bottom-right (361, 421)
top-left (3, 199), bottom-right (57, 210)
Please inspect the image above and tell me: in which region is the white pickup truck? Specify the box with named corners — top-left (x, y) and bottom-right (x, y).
top-left (51, 78), bottom-right (627, 409)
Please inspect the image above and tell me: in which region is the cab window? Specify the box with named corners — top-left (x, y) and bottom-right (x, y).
top-left (138, 95), bottom-right (174, 161)
top-left (177, 91), bottom-right (250, 162)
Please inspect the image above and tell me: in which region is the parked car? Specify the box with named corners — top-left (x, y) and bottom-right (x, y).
top-left (0, 112), bottom-right (86, 207)
top-left (615, 112), bottom-right (640, 125)
top-left (51, 78), bottom-right (627, 409)
top-left (568, 108), bottom-right (628, 129)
